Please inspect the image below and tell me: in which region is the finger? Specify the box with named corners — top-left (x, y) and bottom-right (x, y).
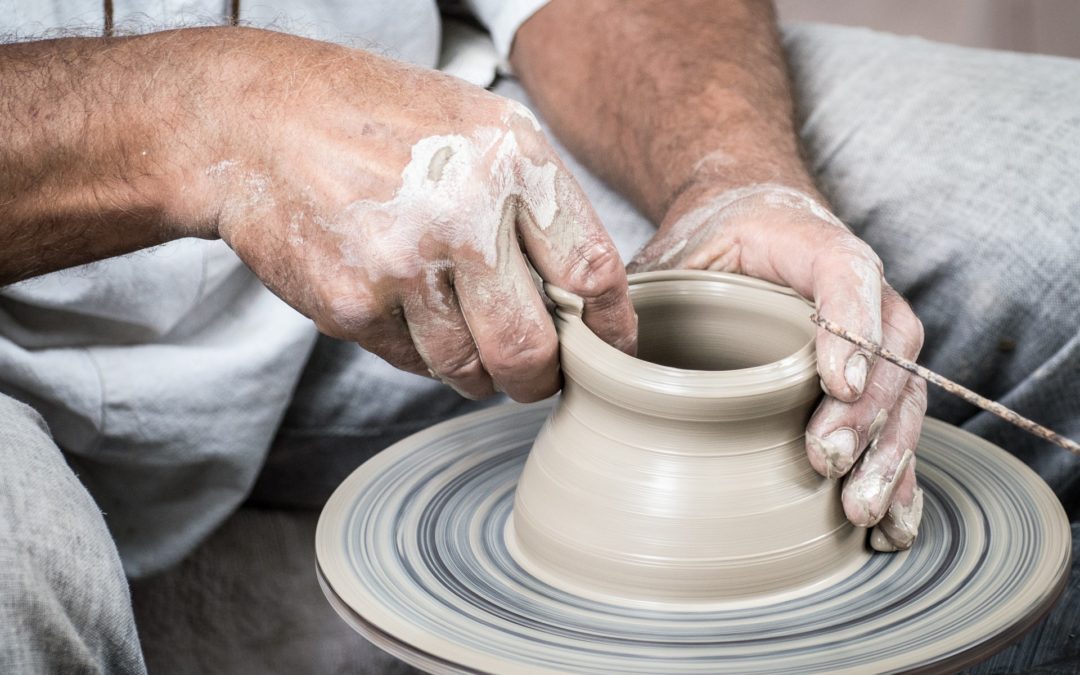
top-left (810, 242), bottom-right (884, 402)
top-left (870, 460), bottom-right (924, 552)
top-left (350, 310), bottom-right (429, 377)
top-left (805, 286), bottom-right (924, 477)
top-left (454, 220), bottom-right (560, 403)
top-left (513, 153), bottom-right (637, 355)
top-left (312, 281), bottom-right (430, 377)
top-left (842, 376), bottom-right (928, 527)
top-left (697, 216), bottom-right (884, 402)
top-left (402, 268), bottom-right (494, 400)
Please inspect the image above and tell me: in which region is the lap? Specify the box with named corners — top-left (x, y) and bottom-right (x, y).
top-left (0, 393), bottom-right (143, 674)
top-left (249, 338), bottom-right (504, 508)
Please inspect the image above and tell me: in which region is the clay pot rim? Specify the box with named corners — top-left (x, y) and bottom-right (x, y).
top-left (546, 270), bottom-right (818, 402)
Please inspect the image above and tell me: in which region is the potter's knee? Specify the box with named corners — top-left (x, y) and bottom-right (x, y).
top-left (0, 393), bottom-right (51, 439)
top-left (0, 396), bottom-right (143, 673)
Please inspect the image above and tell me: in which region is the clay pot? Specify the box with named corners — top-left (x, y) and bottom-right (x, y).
top-left (508, 270), bottom-right (867, 606)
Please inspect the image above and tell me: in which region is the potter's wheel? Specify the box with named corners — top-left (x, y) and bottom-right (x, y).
top-left (315, 400), bottom-right (1071, 674)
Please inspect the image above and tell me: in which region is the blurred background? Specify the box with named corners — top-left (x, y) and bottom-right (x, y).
top-left (776, 0), bottom-right (1080, 58)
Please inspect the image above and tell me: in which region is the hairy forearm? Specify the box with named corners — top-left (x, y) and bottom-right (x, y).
top-left (512, 0), bottom-right (819, 224)
top-left (0, 29), bottom-right (259, 285)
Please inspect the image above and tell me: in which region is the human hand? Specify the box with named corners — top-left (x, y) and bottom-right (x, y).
top-left (177, 29), bottom-right (636, 402)
top-left (628, 183), bottom-right (926, 551)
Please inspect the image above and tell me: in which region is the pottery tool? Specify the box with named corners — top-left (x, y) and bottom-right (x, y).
top-left (811, 313), bottom-right (1080, 456)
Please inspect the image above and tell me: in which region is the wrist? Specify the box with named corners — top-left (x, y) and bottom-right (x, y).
top-left (660, 170), bottom-right (834, 234)
top-left (121, 28), bottom-right (267, 242)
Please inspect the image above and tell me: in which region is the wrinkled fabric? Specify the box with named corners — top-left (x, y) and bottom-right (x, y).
top-left (0, 395), bottom-right (146, 674)
top-left (0, 241), bottom-right (318, 577)
top-left (0, 0), bottom-right (547, 578)
top-left (783, 24), bottom-right (1080, 520)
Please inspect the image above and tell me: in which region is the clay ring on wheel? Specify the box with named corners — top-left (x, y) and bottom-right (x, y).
top-left (316, 271), bottom-right (1071, 674)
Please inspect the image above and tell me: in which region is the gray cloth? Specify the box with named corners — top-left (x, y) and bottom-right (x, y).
top-left (784, 24), bottom-right (1080, 520)
top-left (2, 21), bottom-right (1079, 674)
top-left (0, 395), bottom-right (145, 674)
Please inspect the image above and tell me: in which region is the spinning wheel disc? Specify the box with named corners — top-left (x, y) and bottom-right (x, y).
top-left (316, 401), bottom-right (1070, 674)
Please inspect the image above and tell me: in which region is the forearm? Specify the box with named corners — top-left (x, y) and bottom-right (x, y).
top-left (0, 29), bottom-right (248, 285)
top-left (511, 0), bottom-right (818, 225)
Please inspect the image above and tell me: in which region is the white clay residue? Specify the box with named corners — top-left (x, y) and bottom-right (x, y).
top-left (318, 126), bottom-right (561, 285)
top-left (691, 149), bottom-right (738, 174)
top-left (502, 99), bottom-right (543, 132)
top-left (631, 182), bottom-right (848, 273)
top-left (871, 486), bottom-right (924, 551)
top-left (206, 159), bottom-right (276, 215)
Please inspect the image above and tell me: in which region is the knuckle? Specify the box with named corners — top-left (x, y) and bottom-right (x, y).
top-left (884, 293), bottom-right (925, 356)
top-left (902, 377), bottom-right (929, 417)
top-left (903, 313), bottom-right (926, 355)
top-left (485, 329), bottom-right (557, 378)
top-left (509, 100), bottom-right (539, 124)
top-left (322, 291), bottom-right (381, 337)
top-left (437, 349), bottom-right (485, 382)
top-left (495, 97), bottom-right (542, 132)
top-left (564, 238), bottom-right (626, 299)
top-left (824, 231), bottom-right (884, 273)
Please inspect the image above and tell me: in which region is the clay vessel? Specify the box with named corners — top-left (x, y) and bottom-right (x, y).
top-left (508, 270), bottom-right (867, 607)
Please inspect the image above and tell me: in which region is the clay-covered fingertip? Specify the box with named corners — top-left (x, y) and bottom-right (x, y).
top-left (819, 427), bottom-right (857, 478)
top-left (842, 495), bottom-right (878, 529)
top-left (819, 372), bottom-right (860, 404)
top-left (844, 352), bottom-right (869, 396)
top-left (870, 527), bottom-right (899, 552)
top-left (804, 433), bottom-right (833, 478)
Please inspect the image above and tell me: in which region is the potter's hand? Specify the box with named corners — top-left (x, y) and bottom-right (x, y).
top-left (628, 184), bottom-right (925, 551)
top-left (195, 30), bottom-right (636, 402)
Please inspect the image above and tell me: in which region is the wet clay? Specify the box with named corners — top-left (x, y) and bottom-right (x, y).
top-left (510, 271), bottom-right (866, 604)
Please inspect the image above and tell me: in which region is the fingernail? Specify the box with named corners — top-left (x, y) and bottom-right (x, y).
top-left (871, 486), bottom-right (924, 552)
top-left (880, 446), bottom-right (913, 504)
top-left (847, 448), bottom-right (913, 525)
top-left (845, 353), bottom-right (869, 395)
top-left (820, 427), bottom-right (857, 478)
top-left (870, 527), bottom-right (898, 552)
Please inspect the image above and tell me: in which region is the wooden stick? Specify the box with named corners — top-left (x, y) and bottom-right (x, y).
top-left (810, 313), bottom-right (1080, 457)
